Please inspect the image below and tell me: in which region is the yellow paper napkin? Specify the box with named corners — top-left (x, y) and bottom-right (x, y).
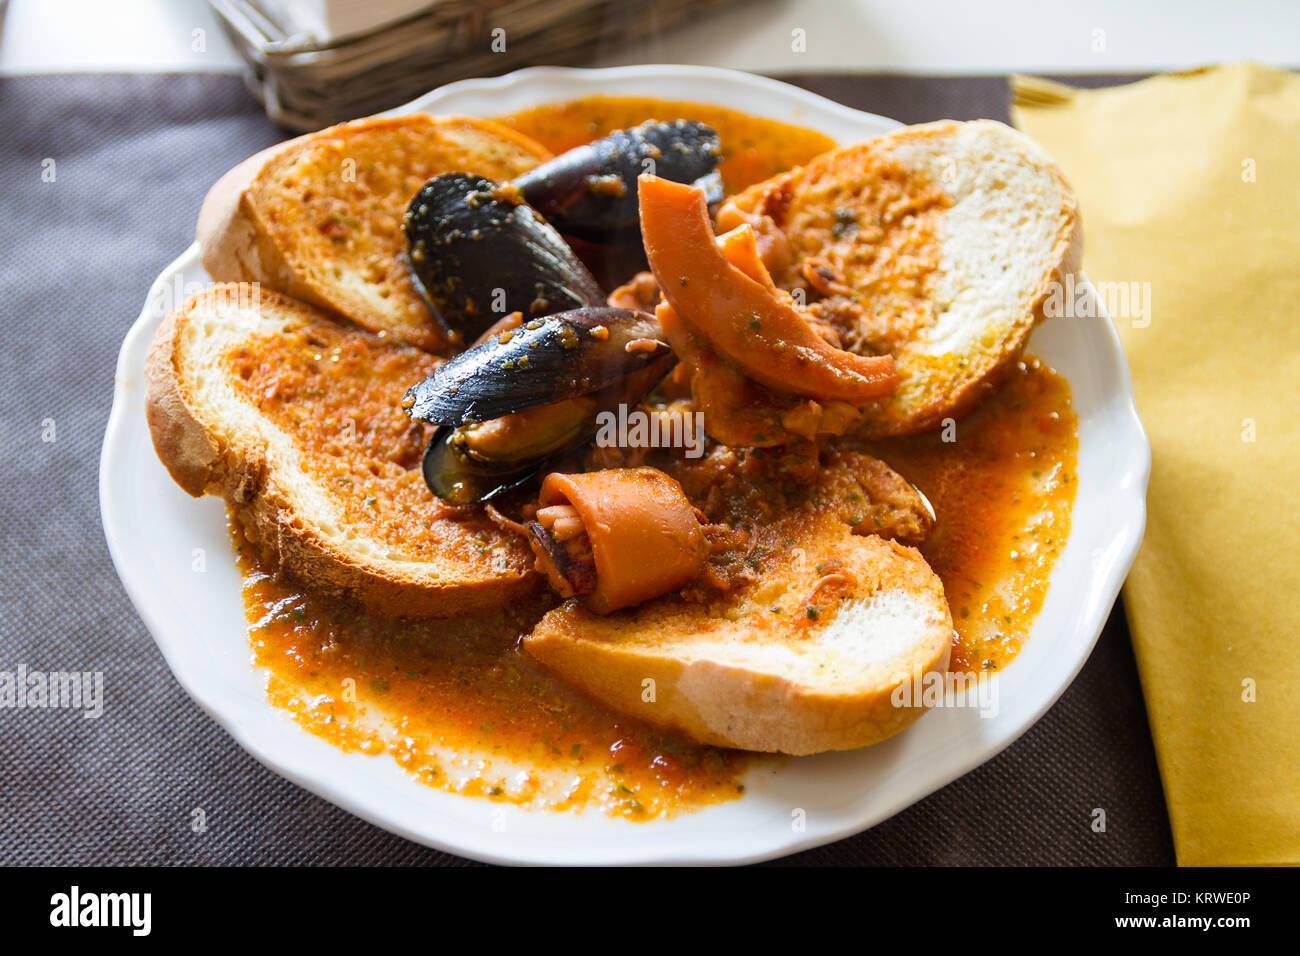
top-left (1011, 63), bottom-right (1300, 866)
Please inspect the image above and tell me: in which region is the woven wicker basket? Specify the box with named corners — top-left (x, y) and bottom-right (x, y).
top-left (210, 0), bottom-right (744, 131)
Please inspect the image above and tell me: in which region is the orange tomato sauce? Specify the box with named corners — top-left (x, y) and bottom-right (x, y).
top-left (229, 98), bottom-right (1077, 820)
top-left (867, 357), bottom-right (1077, 672)
top-left (496, 95), bottom-right (837, 195)
top-left (235, 536), bottom-right (748, 819)
top-left (223, 323), bottom-right (500, 561)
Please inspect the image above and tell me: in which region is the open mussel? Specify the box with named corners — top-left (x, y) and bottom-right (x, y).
top-left (404, 306), bottom-right (676, 504)
top-left (403, 172), bottom-right (604, 344)
top-left (512, 120), bottom-right (724, 239)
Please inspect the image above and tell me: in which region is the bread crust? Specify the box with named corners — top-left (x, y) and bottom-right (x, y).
top-left (145, 308), bottom-right (223, 498)
top-left (525, 636), bottom-right (948, 755)
top-left (145, 285), bottom-right (539, 617)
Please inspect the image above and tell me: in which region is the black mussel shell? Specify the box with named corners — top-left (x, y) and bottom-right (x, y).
top-left (511, 120), bottom-right (723, 239)
top-left (403, 172), bottom-right (604, 344)
top-left (420, 348), bottom-right (677, 505)
top-left (403, 306), bottom-right (671, 426)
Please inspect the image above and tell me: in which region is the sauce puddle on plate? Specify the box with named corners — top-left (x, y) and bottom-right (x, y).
top-left (229, 99), bottom-right (1077, 819)
top-left (235, 534), bottom-right (751, 820)
top-left (867, 356), bottom-right (1078, 672)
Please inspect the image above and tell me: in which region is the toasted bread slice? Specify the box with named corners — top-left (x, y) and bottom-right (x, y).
top-left (722, 119), bottom-right (1081, 437)
top-left (525, 445), bottom-right (951, 755)
top-left (196, 114), bottom-right (553, 353)
top-left (145, 283), bottom-right (537, 616)
top-left (525, 517), bottom-right (951, 755)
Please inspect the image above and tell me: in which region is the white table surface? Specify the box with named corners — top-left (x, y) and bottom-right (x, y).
top-left (1, 0), bottom-right (1295, 76)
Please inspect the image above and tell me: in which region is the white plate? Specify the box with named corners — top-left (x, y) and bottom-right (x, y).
top-left (100, 65), bottom-right (1149, 865)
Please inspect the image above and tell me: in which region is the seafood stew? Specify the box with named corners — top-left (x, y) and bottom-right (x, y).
top-left (215, 95), bottom-right (1079, 816)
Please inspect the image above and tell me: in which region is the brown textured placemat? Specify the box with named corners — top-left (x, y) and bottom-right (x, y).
top-left (0, 71), bottom-right (1173, 866)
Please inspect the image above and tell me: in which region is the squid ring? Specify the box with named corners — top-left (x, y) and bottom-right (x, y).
top-left (527, 467), bottom-right (707, 613)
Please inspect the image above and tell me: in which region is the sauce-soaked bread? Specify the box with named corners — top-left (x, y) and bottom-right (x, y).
top-left (146, 284), bottom-right (538, 616)
top-left (196, 114), bottom-right (552, 353)
top-left (722, 119), bottom-right (1081, 438)
top-left (525, 444), bottom-right (952, 755)
top-left (526, 516), bottom-right (952, 755)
